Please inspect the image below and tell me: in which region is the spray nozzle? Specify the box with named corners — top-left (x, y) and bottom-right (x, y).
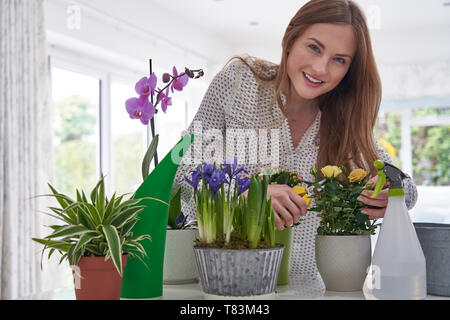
top-left (371, 160), bottom-right (408, 198)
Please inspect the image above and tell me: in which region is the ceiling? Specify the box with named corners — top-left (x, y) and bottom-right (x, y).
top-left (54, 0), bottom-right (450, 67)
top-left (149, 0), bottom-right (450, 46)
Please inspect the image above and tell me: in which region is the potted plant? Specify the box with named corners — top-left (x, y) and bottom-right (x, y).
top-left (255, 166), bottom-right (311, 286)
top-left (32, 175), bottom-right (157, 300)
top-left (303, 165), bottom-right (380, 292)
top-left (185, 158), bottom-right (285, 299)
top-left (163, 183), bottom-right (199, 284)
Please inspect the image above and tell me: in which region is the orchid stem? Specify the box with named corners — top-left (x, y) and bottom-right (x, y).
top-left (149, 58), bottom-right (158, 167)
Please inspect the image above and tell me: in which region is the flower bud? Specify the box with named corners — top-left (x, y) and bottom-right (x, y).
top-left (162, 73), bottom-right (171, 83)
top-left (185, 67), bottom-right (195, 78)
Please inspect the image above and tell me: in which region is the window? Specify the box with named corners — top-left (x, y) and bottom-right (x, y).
top-left (51, 67), bottom-right (100, 196)
top-left (111, 81), bottom-right (147, 195)
top-left (154, 96), bottom-right (188, 161)
top-left (411, 107), bottom-right (450, 186)
top-left (375, 104), bottom-right (450, 224)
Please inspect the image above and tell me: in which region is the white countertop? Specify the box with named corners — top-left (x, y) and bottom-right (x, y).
top-left (19, 281), bottom-right (450, 300)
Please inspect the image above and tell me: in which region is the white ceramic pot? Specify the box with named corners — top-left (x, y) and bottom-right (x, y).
top-left (163, 228), bottom-right (199, 284)
top-left (315, 235), bottom-right (371, 292)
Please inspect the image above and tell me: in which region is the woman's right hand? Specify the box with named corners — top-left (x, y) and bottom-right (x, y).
top-left (241, 184), bottom-right (308, 231)
top-left (267, 184), bottom-right (308, 230)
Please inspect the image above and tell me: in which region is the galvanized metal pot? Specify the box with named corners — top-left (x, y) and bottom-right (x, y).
top-left (315, 235), bottom-right (371, 292)
top-left (194, 246), bottom-right (284, 298)
top-left (414, 223), bottom-right (450, 296)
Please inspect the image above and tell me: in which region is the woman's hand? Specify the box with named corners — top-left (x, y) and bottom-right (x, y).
top-left (358, 175), bottom-right (390, 219)
top-left (268, 184), bottom-right (308, 230)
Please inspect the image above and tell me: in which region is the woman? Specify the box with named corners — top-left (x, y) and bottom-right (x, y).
top-left (175, 0), bottom-right (417, 291)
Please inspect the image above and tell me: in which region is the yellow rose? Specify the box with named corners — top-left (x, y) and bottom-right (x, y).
top-left (348, 168), bottom-right (368, 183)
top-left (292, 186), bottom-right (307, 196)
top-left (302, 194), bottom-right (312, 208)
top-left (321, 165), bottom-right (342, 178)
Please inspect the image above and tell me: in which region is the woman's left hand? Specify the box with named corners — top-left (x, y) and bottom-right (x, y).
top-left (357, 175), bottom-right (390, 219)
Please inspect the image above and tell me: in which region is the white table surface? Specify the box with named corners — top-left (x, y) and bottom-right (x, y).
top-left (18, 281), bottom-right (450, 300)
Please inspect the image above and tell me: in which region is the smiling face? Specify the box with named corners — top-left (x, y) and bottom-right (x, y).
top-left (286, 23), bottom-right (356, 103)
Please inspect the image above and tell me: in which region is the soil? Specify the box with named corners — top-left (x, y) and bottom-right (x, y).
top-left (194, 234), bottom-right (283, 250)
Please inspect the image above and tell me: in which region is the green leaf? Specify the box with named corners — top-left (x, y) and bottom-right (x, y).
top-left (120, 219), bottom-right (138, 237)
top-left (101, 225), bottom-right (123, 275)
top-left (90, 175), bottom-right (106, 205)
top-left (32, 238), bottom-right (72, 252)
top-left (110, 206), bottom-right (145, 229)
top-left (97, 174), bottom-right (106, 220)
top-left (72, 231), bottom-right (101, 256)
top-left (103, 192), bottom-right (116, 223)
top-left (168, 184), bottom-right (182, 229)
top-left (83, 203), bottom-right (102, 227)
top-left (142, 134), bottom-right (159, 180)
top-left (45, 225), bottom-right (89, 239)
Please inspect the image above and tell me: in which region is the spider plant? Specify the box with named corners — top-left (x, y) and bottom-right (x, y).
top-left (32, 175), bottom-right (168, 275)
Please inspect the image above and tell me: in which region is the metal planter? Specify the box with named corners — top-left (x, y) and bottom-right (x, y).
top-left (194, 246), bottom-right (284, 297)
top-left (414, 223), bottom-right (450, 296)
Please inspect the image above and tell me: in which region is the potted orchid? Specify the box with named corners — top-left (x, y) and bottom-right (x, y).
top-left (120, 64), bottom-right (203, 298)
top-left (185, 158), bottom-right (285, 298)
top-left (303, 165), bottom-right (381, 292)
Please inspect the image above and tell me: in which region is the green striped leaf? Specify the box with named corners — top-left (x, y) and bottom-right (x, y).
top-left (32, 238), bottom-right (72, 252)
top-left (45, 225), bottom-right (89, 239)
top-left (101, 225), bottom-right (122, 275)
top-left (110, 206), bottom-right (145, 229)
top-left (72, 232), bottom-right (101, 256)
top-left (83, 203), bottom-right (102, 226)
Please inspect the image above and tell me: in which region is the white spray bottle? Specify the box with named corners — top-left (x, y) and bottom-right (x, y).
top-left (363, 160), bottom-right (426, 300)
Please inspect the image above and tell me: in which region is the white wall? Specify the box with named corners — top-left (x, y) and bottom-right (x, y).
top-left (45, 0), bottom-right (234, 82)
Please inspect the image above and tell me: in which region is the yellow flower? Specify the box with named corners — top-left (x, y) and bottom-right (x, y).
top-left (293, 186), bottom-right (307, 196)
top-left (379, 138), bottom-right (397, 158)
top-left (348, 168), bottom-right (368, 183)
top-left (302, 194), bottom-right (312, 208)
top-left (321, 165), bottom-right (342, 178)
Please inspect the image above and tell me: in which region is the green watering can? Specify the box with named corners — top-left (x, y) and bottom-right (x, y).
top-left (121, 133), bottom-right (194, 298)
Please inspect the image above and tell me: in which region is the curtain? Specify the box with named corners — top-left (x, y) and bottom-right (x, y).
top-left (0, 0), bottom-right (55, 299)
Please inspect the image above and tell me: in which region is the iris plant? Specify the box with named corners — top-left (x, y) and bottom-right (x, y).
top-left (185, 158), bottom-right (276, 248)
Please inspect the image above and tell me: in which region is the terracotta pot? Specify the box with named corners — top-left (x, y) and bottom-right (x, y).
top-left (72, 254), bottom-right (128, 300)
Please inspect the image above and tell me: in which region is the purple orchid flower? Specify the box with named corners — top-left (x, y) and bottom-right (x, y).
top-left (135, 73), bottom-right (157, 97)
top-left (125, 95), bottom-right (155, 125)
top-left (171, 66), bottom-right (189, 93)
top-left (157, 87), bottom-right (172, 113)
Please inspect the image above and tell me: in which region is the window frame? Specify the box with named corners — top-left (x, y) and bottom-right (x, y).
top-left (380, 98), bottom-right (450, 182)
